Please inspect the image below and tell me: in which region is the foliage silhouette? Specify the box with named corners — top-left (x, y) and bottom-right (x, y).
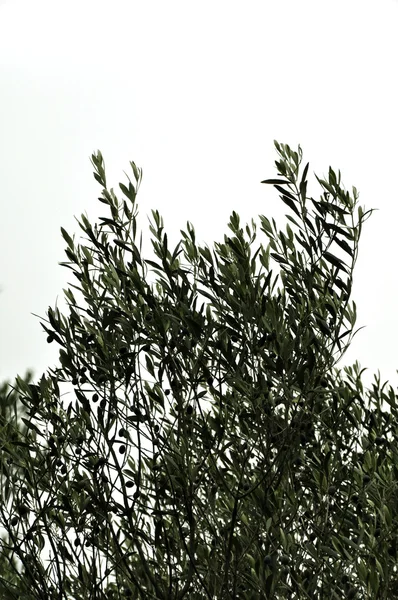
top-left (0, 369), bottom-right (34, 596)
top-left (1, 141), bottom-right (398, 598)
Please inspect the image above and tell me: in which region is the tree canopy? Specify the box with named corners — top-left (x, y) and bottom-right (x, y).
top-left (1, 141), bottom-right (397, 599)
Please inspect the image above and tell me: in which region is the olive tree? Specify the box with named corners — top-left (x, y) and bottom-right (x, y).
top-left (1, 140), bottom-right (397, 599)
top-left (0, 369), bottom-right (34, 597)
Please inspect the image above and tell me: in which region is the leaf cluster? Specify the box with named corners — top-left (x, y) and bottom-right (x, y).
top-left (1, 142), bottom-right (398, 599)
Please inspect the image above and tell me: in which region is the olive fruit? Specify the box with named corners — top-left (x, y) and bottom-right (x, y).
top-left (264, 555), bottom-right (272, 566)
top-left (11, 516), bottom-right (18, 526)
top-left (126, 481), bottom-right (134, 488)
top-left (363, 474), bottom-right (371, 484)
top-left (47, 335), bottom-right (54, 343)
top-left (17, 504), bottom-right (29, 517)
top-left (328, 485), bottom-right (337, 496)
top-left (280, 555), bottom-right (289, 566)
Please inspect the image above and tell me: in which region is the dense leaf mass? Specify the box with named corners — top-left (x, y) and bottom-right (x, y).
top-left (1, 142), bottom-right (397, 599)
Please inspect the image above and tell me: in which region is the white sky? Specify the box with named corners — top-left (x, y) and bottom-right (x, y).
top-left (1, 0), bottom-right (398, 394)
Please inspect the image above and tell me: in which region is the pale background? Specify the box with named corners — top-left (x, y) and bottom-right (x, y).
top-left (1, 0), bottom-right (398, 586)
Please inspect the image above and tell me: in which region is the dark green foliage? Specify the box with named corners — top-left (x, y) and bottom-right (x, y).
top-left (0, 370), bottom-right (34, 598)
top-left (0, 142), bottom-right (397, 598)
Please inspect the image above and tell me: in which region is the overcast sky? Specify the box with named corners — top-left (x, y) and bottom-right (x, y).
top-left (1, 0), bottom-right (398, 395)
